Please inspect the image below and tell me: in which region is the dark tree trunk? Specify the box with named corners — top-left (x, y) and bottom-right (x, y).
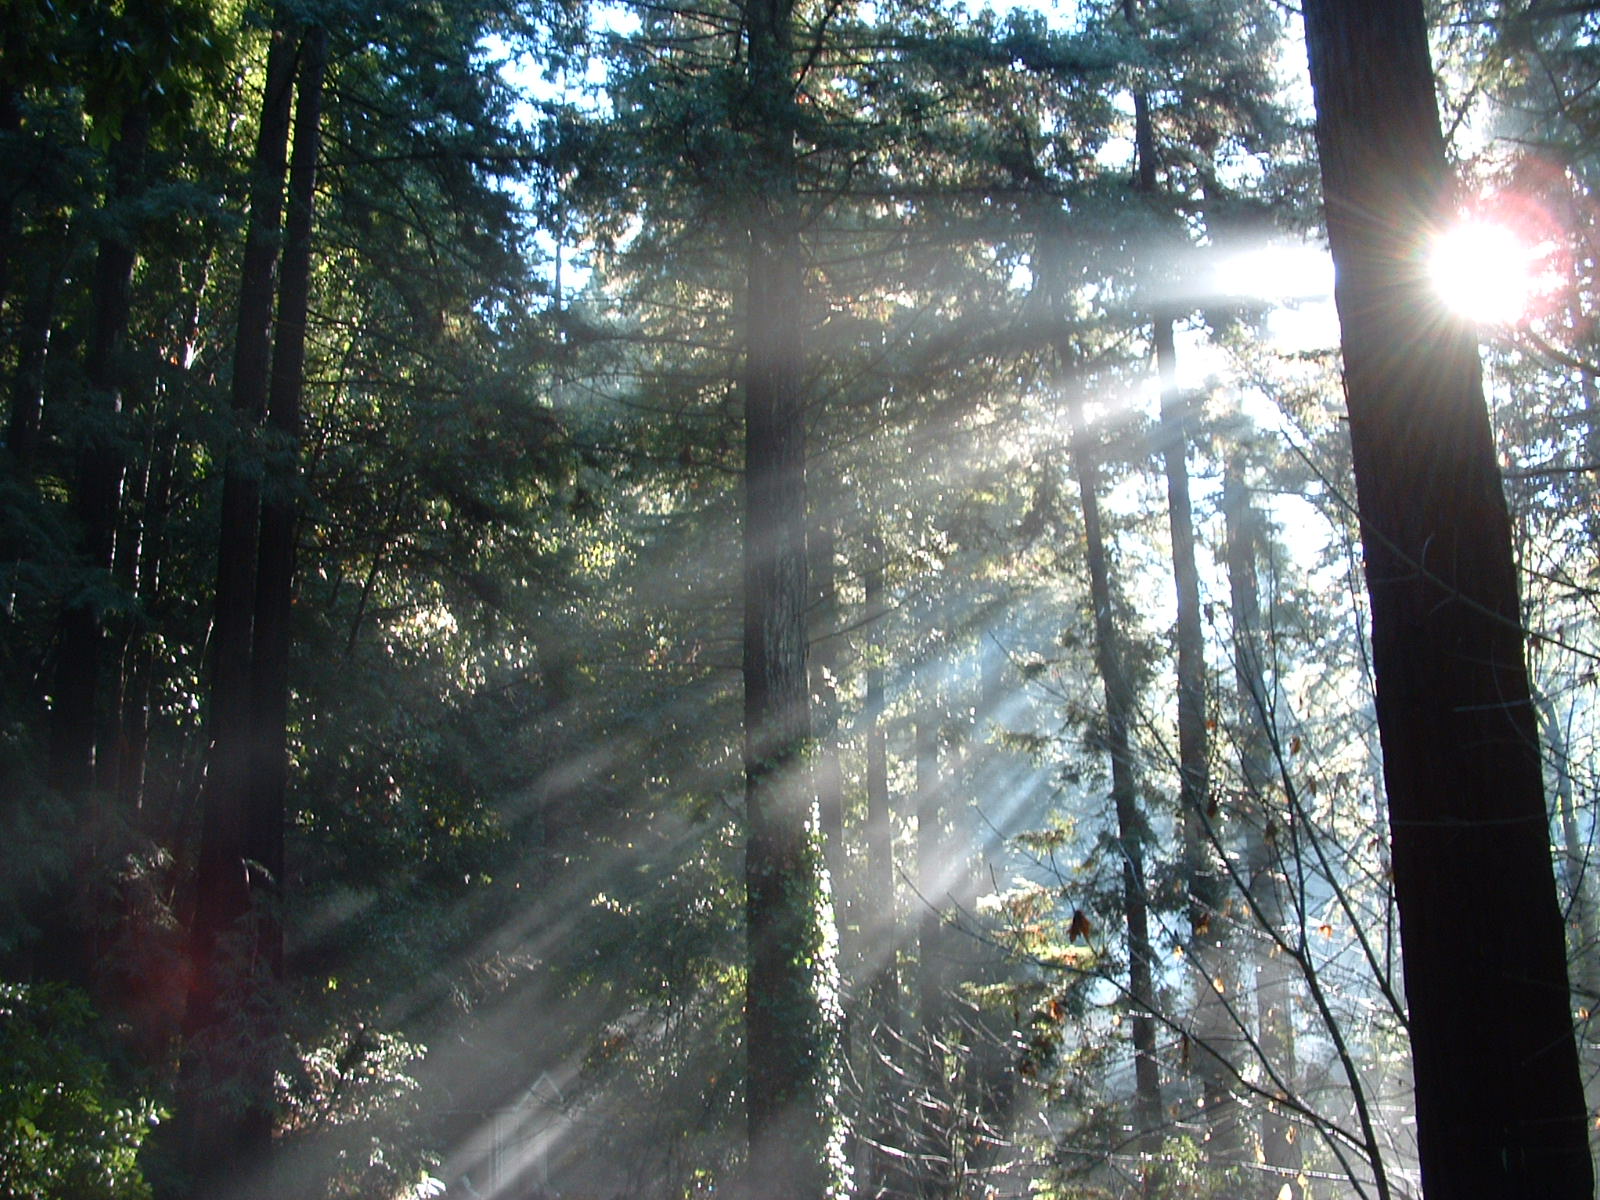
top-left (1156, 317), bottom-right (1236, 1151)
top-left (101, 407), bottom-right (154, 798)
top-left (0, 42), bottom-right (21, 314)
top-left (48, 101), bottom-right (150, 804)
top-left (740, 0), bottom-right (839, 1191)
top-left (116, 433), bottom-right (175, 813)
top-left (1302, 1), bottom-right (1592, 1194)
top-left (5, 241), bottom-right (63, 469)
top-left (248, 20), bottom-right (326, 986)
top-left (30, 97), bottom-right (149, 997)
top-left (1064, 390), bottom-right (1162, 1164)
top-left (176, 22), bottom-right (300, 1199)
top-left (1222, 455), bottom-right (1303, 1200)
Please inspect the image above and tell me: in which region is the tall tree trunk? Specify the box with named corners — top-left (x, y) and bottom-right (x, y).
top-left (248, 20), bottom-right (326, 989)
top-left (862, 525), bottom-right (904, 1199)
top-left (915, 712), bottom-right (945, 1034)
top-left (1123, 0), bottom-right (1231, 1147)
top-left (1063, 380), bottom-right (1162, 1168)
top-left (35, 100), bottom-right (149, 993)
top-left (809, 507), bottom-right (862, 1181)
top-left (740, 0), bottom-right (840, 1192)
top-left (177, 21), bottom-right (299, 1198)
top-left (810, 512), bottom-right (849, 952)
top-left (914, 709), bottom-right (951, 1199)
top-left (102, 405), bottom-right (154, 800)
top-left (4, 239), bottom-right (63, 470)
top-left (116, 433), bottom-right (175, 813)
top-left (48, 100), bottom-right (150, 803)
top-left (1302, 1), bottom-right (1593, 1193)
top-left (1157, 315), bottom-right (1235, 1154)
top-left (0, 35), bottom-right (22, 315)
top-left (1222, 454), bottom-right (1302, 1200)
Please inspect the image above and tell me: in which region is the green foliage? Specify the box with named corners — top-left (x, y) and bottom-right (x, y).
top-left (0, 984), bottom-right (161, 1200)
top-left (276, 1023), bottom-right (432, 1200)
top-left (5, 0), bottom-right (1592, 1194)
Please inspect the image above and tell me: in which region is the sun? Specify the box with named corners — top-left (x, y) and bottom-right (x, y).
top-left (1427, 217), bottom-right (1546, 326)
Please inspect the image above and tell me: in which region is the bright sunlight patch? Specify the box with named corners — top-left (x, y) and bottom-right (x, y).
top-left (1428, 200), bottom-right (1562, 327)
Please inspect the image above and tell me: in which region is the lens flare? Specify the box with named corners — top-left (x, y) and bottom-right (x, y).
top-left (1428, 194), bottom-right (1564, 327)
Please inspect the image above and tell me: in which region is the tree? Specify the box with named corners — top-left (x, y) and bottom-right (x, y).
top-left (738, 0), bottom-right (843, 1192)
top-left (1301, 0), bottom-right (1593, 1194)
top-left (1221, 448), bottom-right (1304, 1200)
top-left (175, 16), bottom-right (329, 1197)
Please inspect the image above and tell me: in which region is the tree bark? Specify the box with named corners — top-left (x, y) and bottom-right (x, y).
top-left (4, 239), bottom-right (63, 470)
top-left (1064, 385), bottom-right (1163, 1165)
top-left (48, 100), bottom-right (150, 803)
top-left (740, 0), bottom-right (840, 1191)
top-left (1302, 1), bottom-right (1593, 1193)
top-left (248, 19), bottom-right (326, 984)
top-left (177, 21), bottom-right (300, 1198)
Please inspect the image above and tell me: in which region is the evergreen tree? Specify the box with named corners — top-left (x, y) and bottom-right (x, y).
top-left (1302, 0), bottom-right (1592, 1193)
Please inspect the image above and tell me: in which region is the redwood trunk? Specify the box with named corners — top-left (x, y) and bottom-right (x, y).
top-left (248, 22), bottom-right (327, 985)
top-left (740, 0), bottom-right (838, 1190)
top-left (5, 242), bottom-right (62, 470)
top-left (178, 23), bottom-right (300, 1197)
top-left (49, 102), bottom-right (149, 802)
top-left (1302, 1), bottom-right (1592, 1193)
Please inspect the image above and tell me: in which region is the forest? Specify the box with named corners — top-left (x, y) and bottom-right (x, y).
top-left (3, 0), bottom-right (1599, 1196)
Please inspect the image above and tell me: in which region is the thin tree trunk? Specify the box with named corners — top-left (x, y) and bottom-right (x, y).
top-left (809, 508), bottom-right (862, 1182)
top-left (1302, 1), bottom-right (1592, 1192)
top-left (1064, 384), bottom-right (1162, 1167)
top-left (915, 712), bottom-right (945, 1033)
top-left (914, 709), bottom-right (951, 1199)
top-left (1123, 0), bottom-right (1231, 1147)
top-left (1222, 455), bottom-right (1303, 1200)
top-left (101, 407), bottom-right (154, 799)
top-left (810, 513), bottom-right (848, 945)
top-left (863, 525), bottom-right (904, 1199)
top-left (1157, 316), bottom-right (1236, 1153)
top-left (0, 40), bottom-right (21, 314)
top-left (1537, 692), bottom-right (1600, 1005)
top-left (4, 240), bottom-right (62, 470)
top-left (116, 433), bottom-right (175, 813)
